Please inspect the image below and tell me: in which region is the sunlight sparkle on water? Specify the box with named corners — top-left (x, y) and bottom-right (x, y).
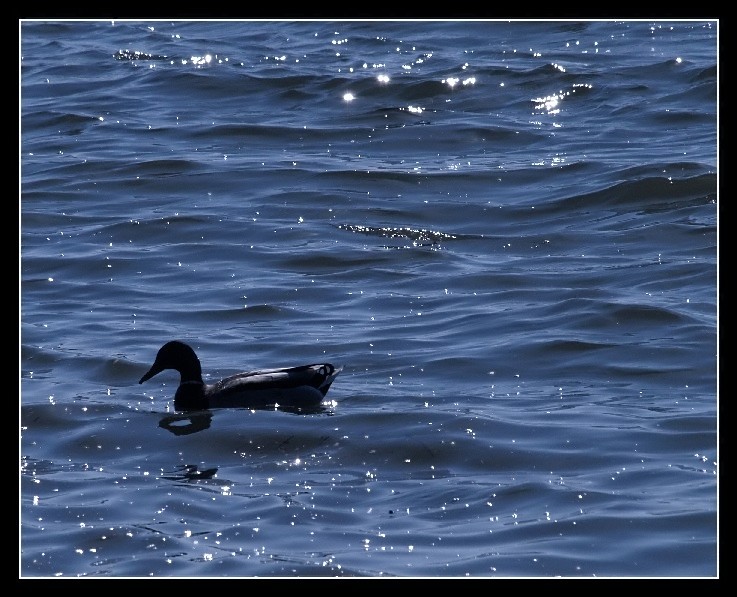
top-left (184, 55), bottom-right (212, 66)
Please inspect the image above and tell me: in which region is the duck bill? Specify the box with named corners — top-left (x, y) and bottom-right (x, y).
top-left (139, 364), bottom-right (163, 384)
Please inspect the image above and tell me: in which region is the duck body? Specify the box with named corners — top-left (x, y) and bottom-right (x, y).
top-left (139, 340), bottom-right (341, 411)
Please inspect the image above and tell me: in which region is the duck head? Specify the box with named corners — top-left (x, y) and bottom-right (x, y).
top-left (139, 340), bottom-right (204, 384)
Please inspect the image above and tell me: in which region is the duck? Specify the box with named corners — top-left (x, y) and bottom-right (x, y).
top-left (139, 340), bottom-right (342, 411)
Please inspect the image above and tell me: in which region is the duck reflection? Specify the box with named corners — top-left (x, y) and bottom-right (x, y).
top-left (158, 411), bottom-right (213, 435)
top-left (158, 402), bottom-right (334, 436)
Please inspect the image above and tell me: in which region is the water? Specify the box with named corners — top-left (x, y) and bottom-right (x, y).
top-left (20, 19), bottom-right (718, 577)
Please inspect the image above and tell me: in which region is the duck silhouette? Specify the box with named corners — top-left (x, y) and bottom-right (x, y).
top-left (139, 340), bottom-right (341, 411)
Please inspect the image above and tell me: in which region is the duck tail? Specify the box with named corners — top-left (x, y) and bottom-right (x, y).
top-left (319, 364), bottom-right (343, 396)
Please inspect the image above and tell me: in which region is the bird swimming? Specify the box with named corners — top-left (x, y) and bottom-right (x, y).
top-left (139, 340), bottom-right (342, 411)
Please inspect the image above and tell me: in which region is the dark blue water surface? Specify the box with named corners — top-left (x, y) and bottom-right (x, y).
top-left (20, 20), bottom-right (718, 577)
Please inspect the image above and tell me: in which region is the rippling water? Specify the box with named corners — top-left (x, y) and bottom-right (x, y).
top-left (20, 19), bottom-right (718, 577)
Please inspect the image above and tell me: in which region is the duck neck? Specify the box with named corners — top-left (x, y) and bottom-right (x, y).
top-left (174, 380), bottom-right (208, 411)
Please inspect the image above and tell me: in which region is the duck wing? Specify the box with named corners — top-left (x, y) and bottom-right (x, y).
top-left (207, 364), bottom-right (342, 408)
